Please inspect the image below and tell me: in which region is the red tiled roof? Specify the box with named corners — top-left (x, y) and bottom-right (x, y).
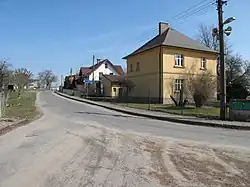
top-left (103, 75), bottom-right (126, 83)
top-left (114, 65), bottom-right (124, 75)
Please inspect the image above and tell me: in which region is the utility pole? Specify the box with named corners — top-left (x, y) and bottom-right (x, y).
top-left (217, 0), bottom-right (227, 120)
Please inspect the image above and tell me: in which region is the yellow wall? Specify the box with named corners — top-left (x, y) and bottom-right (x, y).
top-left (111, 84), bottom-right (122, 97)
top-left (162, 46), bottom-right (217, 74)
top-left (102, 76), bottom-right (123, 97)
top-left (126, 47), bottom-right (160, 99)
top-left (125, 46), bottom-right (218, 103)
top-left (162, 46), bottom-right (218, 103)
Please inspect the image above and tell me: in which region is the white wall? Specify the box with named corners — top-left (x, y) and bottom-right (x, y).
top-left (88, 62), bottom-right (119, 81)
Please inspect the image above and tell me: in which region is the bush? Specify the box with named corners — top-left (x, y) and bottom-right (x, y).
top-left (187, 71), bottom-right (217, 108)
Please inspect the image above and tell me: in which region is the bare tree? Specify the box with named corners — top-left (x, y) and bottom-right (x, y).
top-left (225, 54), bottom-right (250, 86)
top-left (197, 23), bottom-right (250, 87)
top-left (197, 23), bottom-right (218, 50)
top-left (168, 76), bottom-right (188, 107)
top-left (38, 70), bottom-right (57, 89)
top-left (0, 60), bottom-right (12, 92)
top-left (186, 70), bottom-right (217, 107)
top-left (13, 68), bottom-right (33, 91)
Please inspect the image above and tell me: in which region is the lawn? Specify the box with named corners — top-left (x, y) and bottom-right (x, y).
top-left (4, 91), bottom-right (39, 120)
top-left (119, 103), bottom-right (220, 118)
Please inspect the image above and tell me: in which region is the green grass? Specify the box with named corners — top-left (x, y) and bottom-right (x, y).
top-left (118, 103), bottom-right (220, 118)
top-left (4, 91), bottom-right (39, 120)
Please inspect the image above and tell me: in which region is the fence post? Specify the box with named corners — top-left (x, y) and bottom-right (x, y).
top-left (180, 87), bottom-right (184, 115)
top-left (229, 99), bottom-right (232, 120)
top-left (148, 88), bottom-right (151, 110)
top-left (126, 87), bottom-right (129, 107)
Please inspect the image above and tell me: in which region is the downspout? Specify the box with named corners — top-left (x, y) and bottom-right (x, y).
top-left (159, 45), bottom-right (162, 103)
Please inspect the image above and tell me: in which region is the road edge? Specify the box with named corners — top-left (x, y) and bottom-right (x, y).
top-left (55, 91), bottom-right (250, 131)
top-left (0, 91), bottom-right (44, 136)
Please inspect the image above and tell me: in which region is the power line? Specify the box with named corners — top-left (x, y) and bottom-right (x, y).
top-left (125, 1), bottom-right (218, 45)
top-left (174, 0), bottom-right (216, 21)
top-left (176, 2), bottom-right (216, 24)
top-left (173, 0), bottom-right (213, 20)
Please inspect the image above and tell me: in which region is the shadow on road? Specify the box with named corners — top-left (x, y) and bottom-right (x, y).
top-left (75, 111), bottom-right (142, 119)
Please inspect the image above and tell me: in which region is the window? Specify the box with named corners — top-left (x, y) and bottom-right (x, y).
top-left (201, 57), bottom-right (207, 69)
top-left (174, 79), bottom-right (184, 91)
top-left (113, 88), bottom-right (117, 92)
top-left (175, 54), bottom-right (184, 67)
top-left (130, 63), bottom-right (133, 72)
top-left (105, 63), bottom-right (108, 68)
top-left (99, 72), bottom-right (103, 80)
top-left (136, 62), bottom-right (140, 71)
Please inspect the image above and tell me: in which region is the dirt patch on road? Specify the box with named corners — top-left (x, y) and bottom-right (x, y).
top-left (5, 125), bottom-right (248, 187)
top-left (143, 140), bottom-right (176, 186)
top-left (40, 126), bottom-right (250, 187)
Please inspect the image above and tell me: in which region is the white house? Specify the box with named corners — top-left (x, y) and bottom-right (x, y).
top-left (79, 59), bottom-right (124, 82)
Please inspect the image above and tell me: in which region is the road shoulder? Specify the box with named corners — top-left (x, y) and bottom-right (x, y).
top-left (0, 91), bottom-right (43, 136)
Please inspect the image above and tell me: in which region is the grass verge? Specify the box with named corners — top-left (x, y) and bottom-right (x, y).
top-left (4, 91), bottom-right (39, 120)
top-left (118, 103), bottom-right (220, 118)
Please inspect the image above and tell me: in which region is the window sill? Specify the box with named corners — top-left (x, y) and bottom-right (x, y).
top-left (200, 68), bottom-right (207, 70)
top-left (174, 65), bottom-right (185, 68)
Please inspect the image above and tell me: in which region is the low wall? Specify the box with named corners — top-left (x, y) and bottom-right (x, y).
top-left (229, 100), bottom-right (250, 121)
top-left (62, 89), bottom-right (74, 96)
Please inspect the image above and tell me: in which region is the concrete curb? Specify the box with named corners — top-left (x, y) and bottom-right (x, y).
top-left (0, 119), bottom-right (28, 136)
top-left (56, 92), bottom-right (250, 131)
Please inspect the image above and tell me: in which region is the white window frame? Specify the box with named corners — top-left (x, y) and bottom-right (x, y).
top-left (175, 54), bottom-right (184, 67)
top-left (174, 79), bottom-right (184, 91)
top-left (201, 57), bottom-right (207, 69)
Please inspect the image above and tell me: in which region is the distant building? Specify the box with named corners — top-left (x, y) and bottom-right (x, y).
top-left (79, 59), bottom-right (124, 82)
top-left (102, 74), bottom-right (127, 98)
top-left (63, 59), bottom-right (125, 97)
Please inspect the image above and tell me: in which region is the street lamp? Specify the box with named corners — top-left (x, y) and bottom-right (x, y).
top-left (223, 17), bottom-right (236, 25)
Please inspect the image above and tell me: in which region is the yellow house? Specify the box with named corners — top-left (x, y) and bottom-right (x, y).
top-left (123, 22), bottom-right (218, 104)
top-left (102, 74), bottom-right (126, 98)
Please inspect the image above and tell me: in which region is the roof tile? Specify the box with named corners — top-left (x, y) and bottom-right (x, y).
top-left (123, 27), bottom-right (218, 59)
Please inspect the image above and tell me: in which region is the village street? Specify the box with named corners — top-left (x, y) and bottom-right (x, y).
top-left (0, 92), bottom-right (249, 187)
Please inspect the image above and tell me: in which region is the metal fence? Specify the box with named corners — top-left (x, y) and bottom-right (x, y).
top-left (61, 88), bottom-right (219, 107)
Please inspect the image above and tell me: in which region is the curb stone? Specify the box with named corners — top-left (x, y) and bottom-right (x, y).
top-left (0, 119), bottom-right (28, 136)
top-left (56, 92), bottom-right (250, 131)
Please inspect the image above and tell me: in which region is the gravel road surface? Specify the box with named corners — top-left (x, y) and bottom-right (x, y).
top-left (0, 91), bottom-right (249, 187)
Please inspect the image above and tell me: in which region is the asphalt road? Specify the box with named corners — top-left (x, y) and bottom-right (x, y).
top-left (46, 92), bottom-right (250, 148)
top-left (0, 91), bottom-right (249, 187)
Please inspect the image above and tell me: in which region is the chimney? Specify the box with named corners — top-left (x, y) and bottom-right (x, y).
top-left (97, 59), bottom-right (102, 63)
top-left (159, 22), bottom-right (169, 35)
